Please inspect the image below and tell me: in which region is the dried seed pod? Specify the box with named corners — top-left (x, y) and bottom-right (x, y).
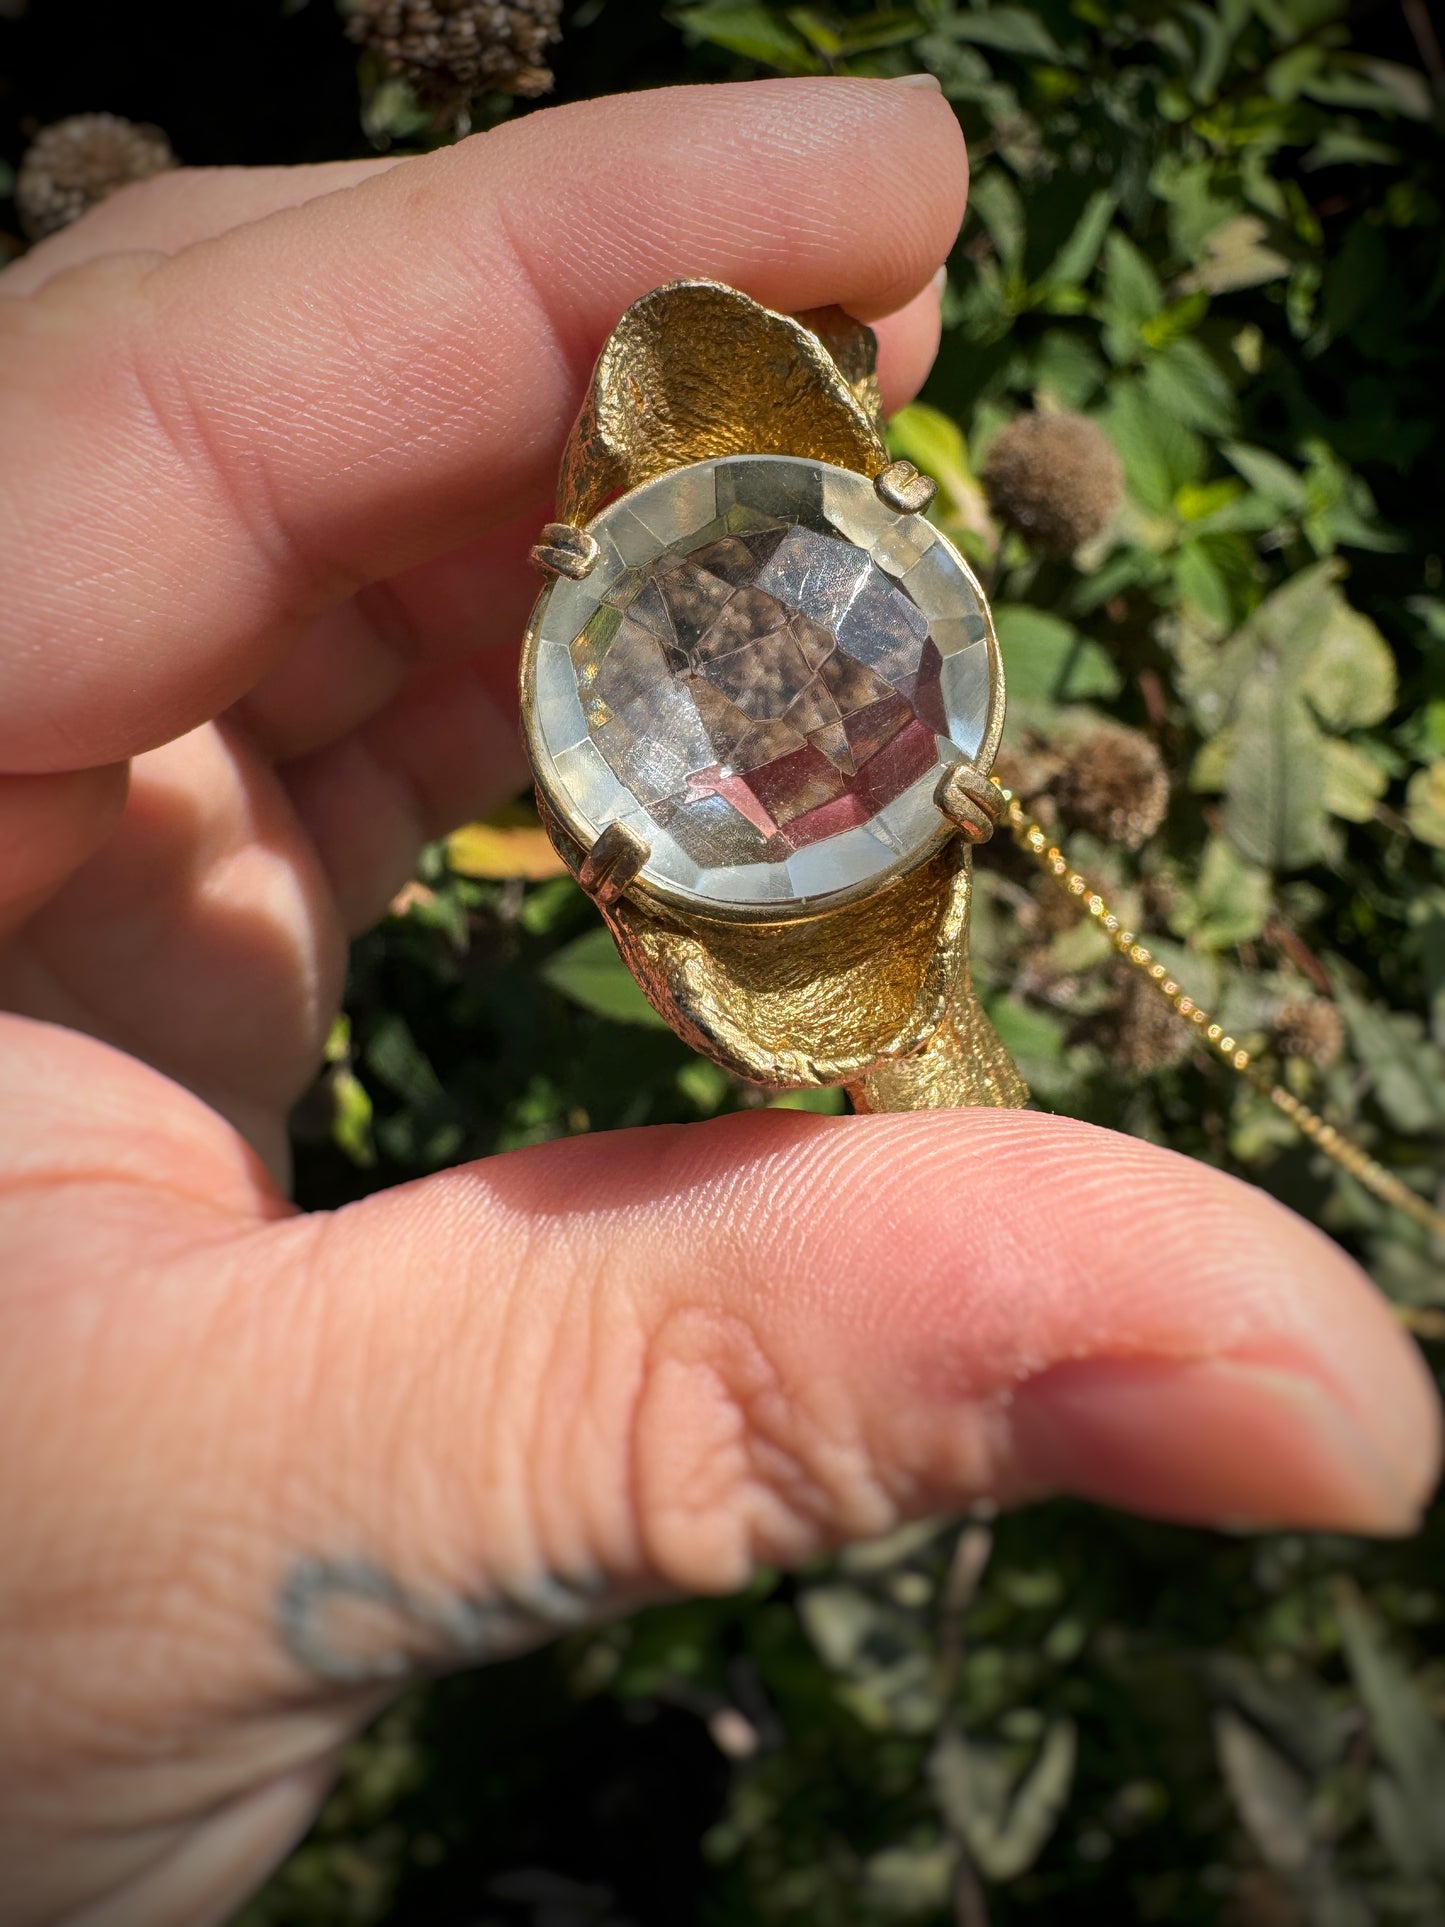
top-left (1019, 875), bottom-right (1083, 945)
top-left (16, 113), bottom-right (175, 241)
top-left (1054, 724), bottom-right (1169, 851)
top-left (1274, 997), bottom-right (1345, 1069)
top-left (982, 410), bottom-right (1123, 556)
top-left (1100, 966), bottom-right (1194, 1076)
top-left (992, 734), bottom-right (1064, 811)
top-left (347, 0), bottom-right (563, 103)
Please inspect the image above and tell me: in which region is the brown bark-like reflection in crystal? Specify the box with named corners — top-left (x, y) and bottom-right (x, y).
top-left (573, 516), bottom-right (944, 866)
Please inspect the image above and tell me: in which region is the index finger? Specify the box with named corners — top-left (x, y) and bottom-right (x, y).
top-left (0, 78), bottom-right (966, 772)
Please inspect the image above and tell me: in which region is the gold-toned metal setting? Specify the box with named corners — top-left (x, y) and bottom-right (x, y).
top-left (555, 280), bottom-right (890, 528)
top-left (934, 762), bottom-right (1001, 846)
top-left (521, 277), bottom-right (1443, 1235)
top-left (523, 280), bottom-right (1023, 1115)
top-left (875, 458), bottom-right (938, 515)
top-left (529, 521), bottom-right (599, 580)
top-left (576, 820), bottom-right (649, 909)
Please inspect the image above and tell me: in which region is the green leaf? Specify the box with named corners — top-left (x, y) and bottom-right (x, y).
top-left (1172, 533), bottom-right (1256, 629)
top-left (769, 1086), bottom-right (848, 1113)
top-left (1181, 0), bottom-right (1244, 101)
top-left (993, 605), bottom-right (1122, 721)
top-left (541, 927), bottom-right (670, 1027)
top-left (937, 7), bottom-right (1062, 59)
top-left (1214, 1710), bottom-right (1314, 1873)
top-left (1153, 153), bottom-right (1239, 260)
top-left (799, 1584), bottom-right (942, 1733)
top-left (1245, 559), bottom-right (1347, 682)
top-left (676, 1058), bottom-right (732, 1113)
top-left (1405, 763), bottom-right (1445, 849)
top-left (1170, 836), bottom-right (1271, 948)
top-left (1336, 1580), bottom-right (1445, 1878)
top-left (359, 73), bottom-right (434, 144)
top-left (1191, 728), bottom-right (1233, 792)
top-left (365, 1013), bottom-right (447, 1108)
top-left (1305, 128), bottom-right (1399, 170)
top-left (1182, 214), bottom-right (1292, 293)
top-left (1036, 187), bottom-right (1117, 292)
top-left (1339, 995), bottom-right (1445, 1133)
top-left (861, 1842), bottom-right (956, 1916)
top-left (673, 2), bottom-right (820, 72)
top-left (1222, 671), bottom-right (1329, 871)
top-left (1028, 329), bottom-right (1107, 409)
top-left (984, 997), bottom-right (1075, 1100)
top-left (331, 1067), bottom-right (377, 1169)
top-left (1139, 291), bottom-right (1210, 350)
top-left (1106, 379), bottom-right (1204, 513)
top-left (1322, 740), bottom-right (1387, 822)
top-left (1102, 232), bottom-right (1162, 323)
top-left (968, 167), bottom-right (1027, 275)
top-left (1300, 600), bottom-right (1397, 730)
top-left (886, 402), bottom-right (989, 536)
top-left (1100, 233), bottom-right (1163, 360)
top-left (931, 1721), bottom-right (1078, 1881)
top-left (1354, 55), bottom-right (1434, 119)
top-left (519, 875), bottom-right (584, 935)
top-left (1222, 441), bottom-right (1308, 512)
top-left (790, 7), bottom-right (921, 57)
top-left (1144, 338), bottom-right (1238, 437)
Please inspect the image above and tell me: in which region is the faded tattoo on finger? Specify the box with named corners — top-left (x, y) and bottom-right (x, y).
top-left (276, 1556), bottom-right (606, 1685)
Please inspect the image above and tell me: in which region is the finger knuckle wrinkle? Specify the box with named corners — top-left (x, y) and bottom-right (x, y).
top-left (117, 319), bottom-right (297, 583)
top-left (629, 1305), bottom-right (879, 1597)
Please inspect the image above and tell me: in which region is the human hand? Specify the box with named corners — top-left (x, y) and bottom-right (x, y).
top-left (0, 77), bottom-right (1437, 1927)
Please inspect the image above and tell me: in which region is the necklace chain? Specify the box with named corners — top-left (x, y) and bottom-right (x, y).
top-left (992, 783), bottom-right (1445, 1261)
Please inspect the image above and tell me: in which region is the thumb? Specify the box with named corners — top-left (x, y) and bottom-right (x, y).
top-left (286, 1106), bottom-right (1439, 1647)
top-left (3, 1019), bottom-right (1439, 1920)
top-left (9, 1021), bottom-right (1436, 1690)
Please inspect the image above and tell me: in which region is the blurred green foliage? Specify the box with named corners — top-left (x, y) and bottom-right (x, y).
top-left (6, 0), bottom-right (1440, 1919)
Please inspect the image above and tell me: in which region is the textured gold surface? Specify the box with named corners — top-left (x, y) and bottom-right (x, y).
top-left (533, 280), bottom-right (1027, 1114)
top-left (1002, 782), bottom-right (1445, 1239)
top-left (607, 844), bottom-right (970, 1088)
top-left (556, 282), bottom-right (890, 527)
top-left (792, 304), bottom-right (886, 432)
top-left (849, 997), bottom-right (1029, 1113)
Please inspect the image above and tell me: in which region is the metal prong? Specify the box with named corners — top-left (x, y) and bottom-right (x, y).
top-left (874, 459), bottom-right (937, 515)
top-left (934, 763), bottom-right (1002, 845)
top-left (577, 820), bottom-right (650, 907)
top-left (530, 522), bottom-right (600, 580)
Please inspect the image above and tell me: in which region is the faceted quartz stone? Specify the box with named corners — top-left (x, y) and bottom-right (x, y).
top-left (526, 455), bottom-right (997, 914)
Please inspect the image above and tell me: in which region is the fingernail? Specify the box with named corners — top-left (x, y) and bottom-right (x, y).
top-left (930, 265), bottom-right (949, 297)
top-left (1011, 1357), bottom-right (1423, 1537)
top-left (894, 71), bottom-right (943, 91)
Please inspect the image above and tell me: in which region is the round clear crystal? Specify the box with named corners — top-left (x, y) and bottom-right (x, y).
top-left (526, 455), bottom-right (999, 915)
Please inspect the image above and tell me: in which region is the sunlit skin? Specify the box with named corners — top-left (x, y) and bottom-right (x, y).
top-left (0, 79), bottom-right (1438, 1927)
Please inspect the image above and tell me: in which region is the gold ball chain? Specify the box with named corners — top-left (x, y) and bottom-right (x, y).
top-left (990, 782), bottom-right (1445, 1274)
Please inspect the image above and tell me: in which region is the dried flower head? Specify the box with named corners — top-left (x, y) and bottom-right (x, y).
top-left (991, 735), bottom-right (1064, 812)
top-left (982, 410), bottom-right (1124, 555)
top-left (347, 0), bottom-right (562, 103)
top-left (1054, 724), bottom-right (1169, 851)
top-left (16, 113), bottom-right (176, 241)
top-left (1274, 997), bottom-right (1346, 1069)
top-left (1100, 966), bottom-right (1194, 1076)
top-left (1020, 875), bottom-right (1083, 946)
